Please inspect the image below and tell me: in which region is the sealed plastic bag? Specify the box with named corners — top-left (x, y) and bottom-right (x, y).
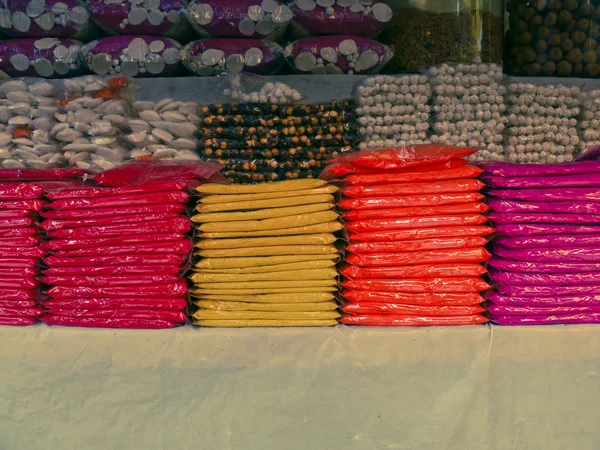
top-left (339, 192), bottom-right (484, 210)
top-left (192, 287), bottom-right (337, 295)
top-left (0, 183), bottom-right (43, 199)
top-left (489, 212), bottom-right (600, 225)
top-left (487, 303), bottom-right (600, 316)
top-left (493, 245), bottom-right (600, 262)
top-left (198, 211), bottom-right (339, 233)
top-left (194, 202), bottom-right (334, 222)
top-left (344, 290), bottom-right (483, 305)
top-left (0, 217), bottom-right (36, 229)
top-left (48, 218), bottom-right (191, 238)
top-left (194, 260), bottom-right (335, 274)
top-left (0, 289), bottom-right (36, 300)
top-left (0, 258), bottom-right (39, 268)
top-left (41, 204), bottom-right (186, 220)
top-left (342, 179), bottom-right (484, 198)
top-left (47, 191), bottom-right (190, 210)
top-left (479, 161), bottom-right (600, 177)
top-left (41, 274), bottom-right (181, 287)
top-left (41, 315), bottom-right (179, 329)
top-left (488, 258), bottom-right (600, 274)
top-left (196, 234), bottom-right (336, 250)
top-left (44, 265), bottom-right (182, 276)
top-left (0, 236), bottom-right (42, 247)
top-left (342, 302), bottom-right (484, 316)
top-left (0, 306), bottom-right (43, 317)
top-left (0, 200), bottom-right (44, 212)
top-left (192, 293), bottom-right (334, 303)
top-left (488, 199), bottom-right (600, 216)
top-left (486, 291), bottom-right (600, 307)
top-left (341, 314), bottom-right (488, 326)
top-left (198, 179), bottom-right (325, 195)
top-left (346, 214), bottom-right (488, 232)
top-left (347, 236), bottom-right (487, 254)
top-left (483, 173), bottom-right (600, 189)
top-left (490, 270), bottom-right (600, 286)
top-left (342, 277), bottom-right (490, 293)
top-left (0, 247), bottom-right (44, 258)
top-left (0, 316), bottom-right (37, 326)
top-left (44, 233), bottom-right (182, 250)
top-left (340, 263), bottom-right (486, 279)
top-left (488, 187), bottom-right (600, 203)
top-left (52, 240), bottom-right (192, 257)
top-left (190, 267), bottom-right (337, 283)
top-left (346, 248), bottom-right (491, 267)
top-left (199, 221), bottom-right (343, 238)
top-left (44, 253), bottom-right (187, 267)
top-left (46, 308), bottom-right (187, 322)
top-left (321, 159), bottom-right (468, 180)
top-left (344, 166), bottom-right (483, 186)
top-left (195, 254), bottom-right (337, 270)
top-left (0, 267), bottom-right (37, 277)
top-left (200, 186), bottom-right (339, 204)
top-left (194, 300), bottom-right (338, 312)
top-left (195, 319), bottom-right (337, 327)
top-left (495, 224), bottom-right (600, 237)
top-left (495, 235), bottom-right (600, 249)
top-left (491, 313), bottom-right (600, 325)
top-left (193, 310), bottom-right (340, 320)
top-left (349, 225), bottom-right (494, 242)
top-left (496, 284), bottom-right (600, 297)
top-left (195, 196), bottom-right (335, 215)
top-left (46, 181), bottom-right (189, 200)
top-left (343, 203), bottom-right (489, 221)
top-left (43, 297), bottom-right (187, 310)
top-left (45, 281), bottom-right (188, 299)
top-left (0, 227), bottom-right (39, 237)
top-left (0, 300), bottom-right (38, 308)
top-left (40, 213), bottom-right (184, 231)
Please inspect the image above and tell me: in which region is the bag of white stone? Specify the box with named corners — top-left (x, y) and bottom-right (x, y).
top-left (184, 0), bottom-right (292, 41)
top-left (82, 36), bottom-right (183, 77)
top-left (87, 0), bottom-right (192, 40)
top-left (0, 0), bottom-right (96, 39)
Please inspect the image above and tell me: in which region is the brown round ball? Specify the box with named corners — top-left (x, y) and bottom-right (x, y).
top-left (531, 15), bottom-right (543, 26)
top-left (574, 62), bottom-right (584, 74)
top-left (572, 30), bottom-right (587, 45)
top-left (584, 50), bottom-right (598, 63)
top-left (525, 63), bottom-right (542, 75)
top-left (557, 60), bottom-right (573, 75)
top-left (543, 61), bottom-right (557, 74)
top-left (521, 31), bottom-right (534, 44)
top-left (564, 0), bottom-right (579, 12)
top-left (548, 0), bottom-right (562, 12)
top-left (537, 26), bottom-right (551, 39)
top-left (536, 53), bottom-right (549, 64)
top-left (549, 47), bottom-right (564, 61)
top-left (584, 38), bottom-right (598, 50)
top-left (579, 3), bottom-right (594, 17)
top-left (536, 40), bottom-right (549, 53)
top-left (561, 39), bottom-right (574, 52)
top-left (584, 63), bottom-right (600, 76)
top-left (559, 10), bottom-right (573, 25)
top-left (548, 33), bottom-right (562, 46)
top-left (578, 18), bottom-right (592, 32)
top-left (523, 6), bottom-right (537, 21)
top-left (567, 48), bottom-right (583, 63)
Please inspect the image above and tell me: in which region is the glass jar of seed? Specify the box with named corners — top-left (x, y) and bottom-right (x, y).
top-left (505, 0), bottom-right (600, 77)
top-left (379, 0), bottom-right (504, 73)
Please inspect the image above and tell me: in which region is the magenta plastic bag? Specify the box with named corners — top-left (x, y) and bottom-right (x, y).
top-left (493, 244), bottom-right (600, 262)
top-left (0, 168), bottom-right (85, 180)
top-left (0, 306), bottom-right (42, 317)
top-left (0, 267), bottom-right (37, 277)
top-left (181, 38), bottom-right (285, 76)
top-left (0, 38), bottom-right (83, 78)
top-left (43, 297), bottom-right (187, 310)
top-left (285, 35), bottom-right (393, 75)
top-left (488, 258), bottom-right (600, 274)
top-left (489, 199), bottom-right (600, 215)
top-left (490, 269), bottom-right (600, 286)
top-left (0, 316), bottom-right (37, 326)
top-left (44, 265), bottom-right (182, 276)
top-left (44, 253), bottom-right (187, 267)
top-left (489, 212), bottom-right (600, 224)
top-left (82, 36), bottom-right (183, 77)
top-left (46, 181), bottom-right (189, 200)
top-left (0, 289), bottom-right (36, 300)
top-left (0, 247), bottom-right (44, 258)
top-left (0, 200), bottom-right (44, 211)
top-left (0, 236), bottom-right (42, 247)
top-left (47, 217), bottom-right (191, 238)
top-left (0, 300), bottom-right (38, 308)
top-left (41, 315), bottom-right (179, 329)
top-left (41, 203), bottom-right (186, 219)
top-left (42, 233), bottom-right (187, 250)
top-left (491, 313), bottom-right (600, 325)
top-left (40, 213), bottom-right (183, 230)
top-left (41, 274), bottom-right (181, 287)
top-left (482, 173), bottom-right (600, 188)
top-left (0, 227), bottom-right (38, 237)
top-left (479, 161), bottom-right (600, 177)
top-left (46, 308), bottom-right (187, 322)
top-left (495, 234), bottom-right (600, 249)
top-left (496, 284), bottom-right (600, 297)
top-left (495, 224), bottom-right (600, 237)
top-left (0, 183), bottom-right (42, 199)
top-left (488, 187), bottom-right (600, 203)
top-left (50, 239), bottom-right (192, 257)
top-left (488, 303), bottom-right (600, 315)
top-left (487, 291), bottom-right (600, 306)
top-left (47, 192), bottom-right (190, 210)
top-left (45, 280), bottom-right (188, 299)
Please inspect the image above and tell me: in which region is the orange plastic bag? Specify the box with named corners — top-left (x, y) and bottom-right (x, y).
top-left (346, 248), bottom-right (491, 266)
top-left (344, 166), bottom-right (483, 186)
top-left (349, 226), bottom-right (494, 242)
top-left (346, 236), bottom-right (488, 253)
top-left (341, 302), bottom-right (485, 316)
top-left (340, 263), bottom-right (486, 279)
top-left (342, 290), bottom-right (484, 305)
top-left (339, 192), bottom-right (485, 210)
top-left (341, 314), bottom-right (489, 326)
top-left (320, 159), bottom-right (468, 180)
top-left (342, 179), bottom-right (484, 198)
top-left (346, 214), bottom-right (488, 232)
top-left (342, 277), bottom-right (491, 293)
top-left (343, 203), bottom-right (489, 221)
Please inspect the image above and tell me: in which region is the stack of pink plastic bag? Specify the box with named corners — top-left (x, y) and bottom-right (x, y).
top-left (323, 145), bottom-right (494, 326)
top-left (39, 161), bottom-right (222, 329)
top-left (483, 159), bottom-right (600, 325)
top-left (0, 168), bottom-right (85, 326)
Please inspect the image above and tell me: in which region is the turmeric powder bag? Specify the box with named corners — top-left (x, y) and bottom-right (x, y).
top-left (194, 300), bottom-right (338, 311)
top-left (193, 310), bottom-right (341, 320)
top-left (197, 179), bottom-right (327, 194)
top-left (199, 221), bottom-right (343, 238)
top-left (199, 186), bottom-right (339, 204)
top-left (193, 202), bottom-right (334, 222)
top-left (191, 287), bottom-right (338, 295)
top-left (194, 254), bottom-right (338, 269)
top-left (195, 195), bottom-right (335, 214)
top-left (196, 234), bottom-right (337, 249)
top-left (196, 244), bottom-right (338, 258)
top-left (194, 319), bottom-right (338, 327)
top-left (194, 293), bottom-right (335, 303)
top-left (196, 280), bottom-right (337, 289)
top-left (193, 259), bottom-right (336, 273)
top-left (190, 267), bottom-right (338, 283)
top-left (198, 211), bottom-right (339, 232)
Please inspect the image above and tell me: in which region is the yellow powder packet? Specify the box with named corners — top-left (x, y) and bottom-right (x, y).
top-left (194, 300), bottom-right (339, 312)
top-left (200, 186), bottom-right (338, 204)
top-left (191, 287), bottom-right (338, 295)
top-left (196, 233), bottom-right (337, 249)
top-left (196, 195), bottom-right (335, 214)
top-left (196, 244), bottom-right (338, 258)
top-left (196, 280), bottom-right (337, 289)
top-left (194, 254), bottom-right (337, 270)
top-left (197, 179), bottom-right (326, 194)
top-left (193, 310), bottom-right (341, 320)
top-left (194, 319), bottom-right (338, 327)
top-left (198, 211), bottom-right (339, 232)
top-left (193, 202), bottom-right (334, 223)
top-left (193, 260), bottom-right (336, 273)
top-left (199, 221), bottom-right (343, 239)
top-left (193, 293), bottom-right (335, 303)
top-left (190, 267), bottom-right (338, 283)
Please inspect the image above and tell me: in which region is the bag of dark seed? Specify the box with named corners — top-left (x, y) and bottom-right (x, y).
top-left (198, 125), bottom-right (279, 140)
top-left (201, 113), bottom-right (282, 127)
top-left (223, 170), bottom-right (281, 184)
top-left (207, 158), bottom-right (280, 173)
top-left (198, 136), bottom-right (280, 150)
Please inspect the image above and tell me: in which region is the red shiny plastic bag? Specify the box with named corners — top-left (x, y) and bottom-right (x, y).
top-left (45, 181), bottom-right (189, 200)
top-left (341, 314), bottom-right (489, 326)
top-left (47, 217), bottom-right (192, 239)
top-left (41, 274), bottom-right (181, 287)
top-left (0, 289), bottom-right (36, 300)
top-left (44, 253), bottom-right (188, 267)
top-left (0, 227), bottom-right (39, 237)
top-left (0, 258), bottom-right (39, 268)
top-left (0, 300), bottom-right (38, 308)
top-left (331, 145), bottom-right (477, 170)
top-left (490, 269), bottom-right (600, 286)
top-left (0, 236), bottom-right (41, 247)
top-left (47, 191), bottom-right (190, 210)
top-left (339, 192), bottom-right (484, 210)
top-left (92, 160), bottom-right (223, 186)
top-left (51, 240), bottom-right (192, 257)
top-left (346, 214), bottom-right (488, 232)
top-left (488, 258), bottom-right (600, 274)
top-left (40, 213), bottom-right (184, 231)
top-left (0, 210), bottom-right (34, 218)
top-left (45, 280), bottom-right (188, 299)
top-left (347, 247), bottom-right (491, 266)
top-left (0, 306), bottom-right (42, 317)
top-left (0, 277), bottom-right (37, 289)
top-left (0, 168), bottom-right (85, 180)
top-left (489, 212), bottom-right (600, 224)
top-left (342, 302), bottom-right (484, 316)
top-left (344, 166), bottom-right (483, 186)
top-left (43, 297), bottom-right (188, 310)
top-left (349, 226), bottom-right (494, 242)
top-left (41, 315), bottom-right (178, 329)
top-left (488, 198), bottom-right (600, 215)
top-left (340, 263), bottom-right (486, 279)
top-left (343, 203), bottom-right (489, 221)
top-left (0, 183), bottom-right (43, 199)
top-left (46, 308), bottom-right (187, 322)
top-left (321, 159), bottom-right (468, 180)
top-left (0, 247), bottom-right (44, 258)
top-left (42, 233), bottom-right (187, 251)
top-left (343, 290), bottom-right (484, 305)
top-left (342, 277), bottom-right (491, 293)
top-left (495, 224), bottom-right (600, 237)
top-left (41, 203), bottom-right (186, 219)
top-left (342, 179), bottom-right (485, 198)
top-left (44, 265), bottom-right (182, 276)
top-left (0, 316), bottom-right (37, 326)
top-left (0, 200), bottom-right (44, 211)
top-left (0, 217), bottom-right (36, 228)
top-left (0, 267), bottom-right (36, 277)
top-left (347, 236), bottom-right (488, 253)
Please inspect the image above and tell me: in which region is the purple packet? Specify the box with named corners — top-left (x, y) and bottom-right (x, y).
top-left (488, 303), bottom-right (600, 316)
top-left (0, 37), bottom-right (84, 77)
top-left (493, 244), bottom-right (600, 262)
top-left (82, 36), bottom-right (182, 77)
top-left (184, 0), bottom-right (292, 41)
top-left (479, 161), bottom-right (600, 177)
top-left (288, 0), bottom-right (393, 38)
top-left (486, 291), bottom-right (600, 306)
top-left (488, 198), bottom-right (600, 216)
top-left (489, 269), bottom-right (600, 286)
top-left (488, 212), bottom-right (600, 224)
top-left (495, 224), bottom-right (600, 237)
top-left (482, 173), bottom-right (600, 188)
top-left (495, 234), bottom-right (600, 249)
top-left (488, 258), bottom-right (600, 274)
top-left (491, 313), bottom-right (600, 325)
top-left (0, 0), bottom-right (96, 39)
top-left (488, 187), bottom-right (600, 203)
top-left (181, 38), bottom-right (284, 76)
top-left (87, 0), bottom-right (192, 40)
top-left (285, 35), bottom-right (393, 75)
top-left (496, 284), bottom-right (600, 297)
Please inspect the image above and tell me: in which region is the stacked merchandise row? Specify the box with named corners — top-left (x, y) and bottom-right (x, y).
top-left (483, 160), bottom-right (600, 325)
top-left (189, 179), bottom-right (342, 327)
top-left (198, 99), bottom-right (356, 183)
top-left (323, 145), bottom-right (493, 326)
